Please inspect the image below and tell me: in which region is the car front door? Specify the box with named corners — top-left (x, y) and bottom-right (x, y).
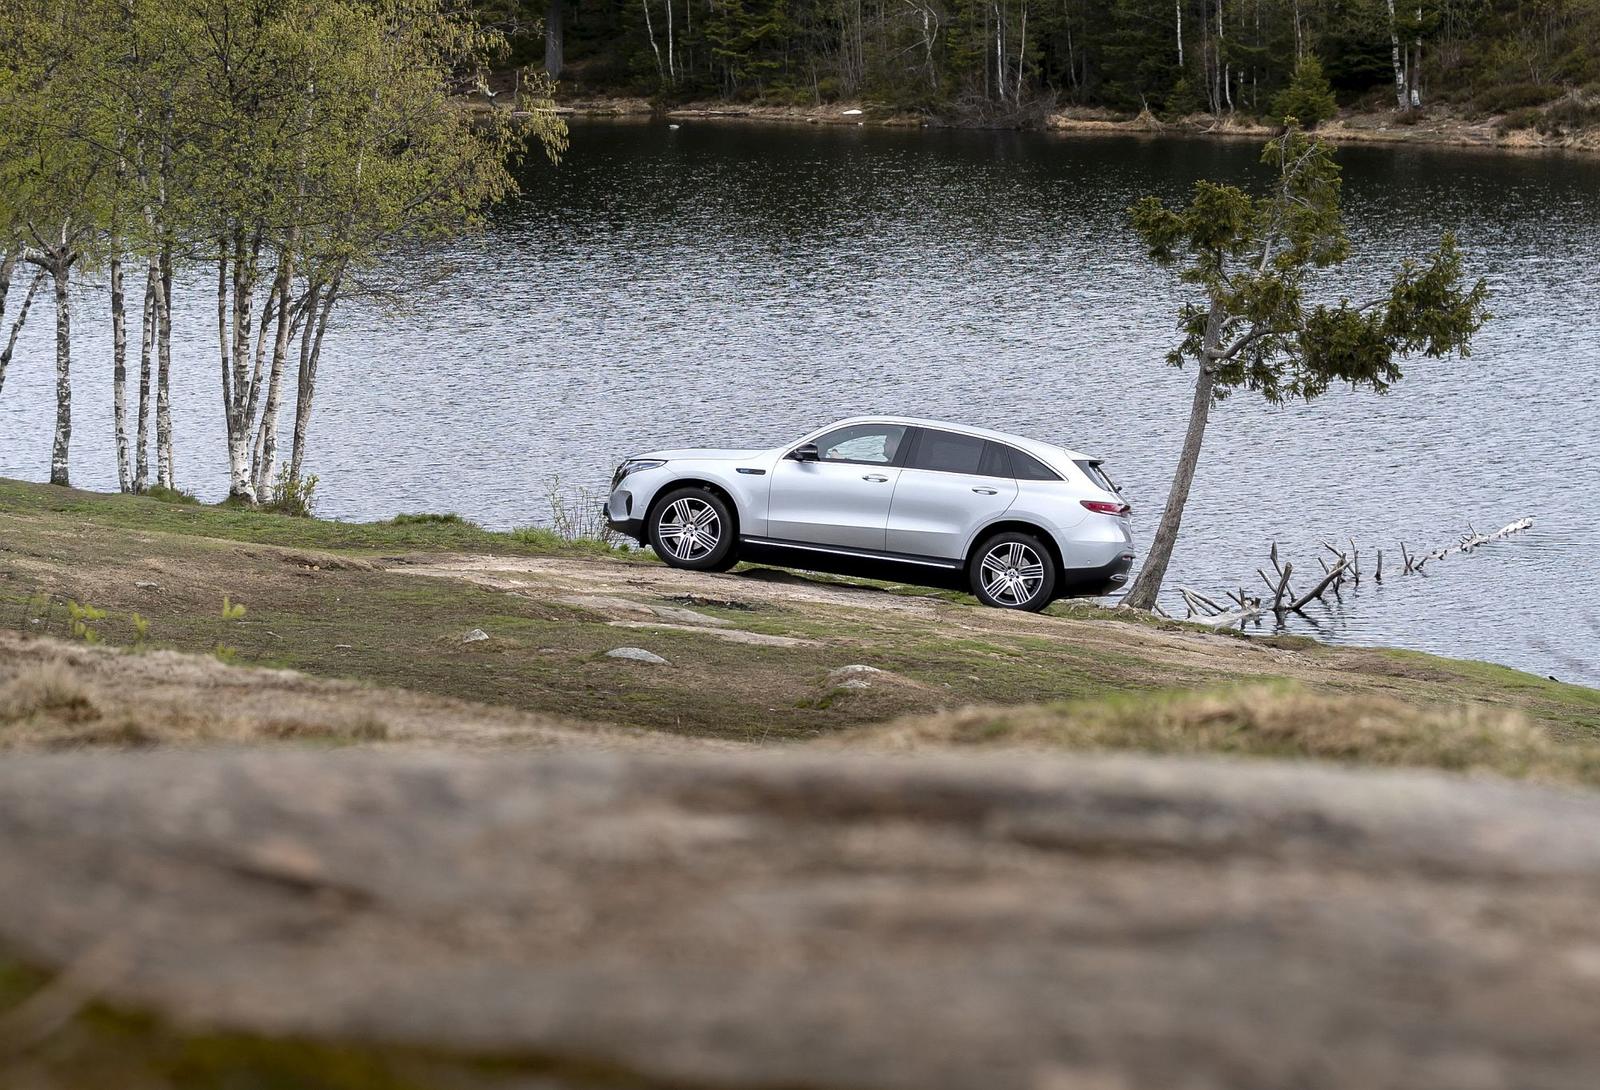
top-left (765, 423), bottom-right (908, 550)
top-left (886, 430), bottom-right (1018, 560)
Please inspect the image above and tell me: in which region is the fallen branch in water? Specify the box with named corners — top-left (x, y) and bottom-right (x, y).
top-left (1178, 516), bottom-right (1534, 630)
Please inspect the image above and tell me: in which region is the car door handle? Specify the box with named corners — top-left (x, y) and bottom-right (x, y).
top-left (972, 487), bottom-right (998, 495)
top-left (862, 474), bottom-right (889, 482)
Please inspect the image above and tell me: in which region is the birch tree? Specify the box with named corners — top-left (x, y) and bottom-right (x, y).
top-left (1120, 129), bottom-right (1490, 611)
top-left (0, 1), bottom-right (111, 487)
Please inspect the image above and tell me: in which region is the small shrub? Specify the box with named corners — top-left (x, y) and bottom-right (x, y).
top-left (1496, 106), bottom-right (1544, 133)
top-left (1164, 75), bottom-right (1204, 118)
top-left (66, 600), bottom-right (106, 644)
top-left (221, 596), bottom-right (247, 620)
top-left (129, 612), bottom-right (151, 649)
top-left (1475, 81), bottom-right (1561, 115)
top-left (144, 484), bottom-right (198, 505)
top-left (263, 467), bottom-right (319, 518)
top-left (1271, 56), bottom-right (1338, 128)
top-left (390, 512), bottom-right (478, 527)
top-left (543, 477), bottom-right (621, 546)
top-left (1533, 94), bottom-right (1600, 135)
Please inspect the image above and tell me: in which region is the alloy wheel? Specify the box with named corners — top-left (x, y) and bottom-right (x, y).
top-left (657, 497), bottom-right (722, 562)
top-left (979, 541), bottom-right (1045, 606)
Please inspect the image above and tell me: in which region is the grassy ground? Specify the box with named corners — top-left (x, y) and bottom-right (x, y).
top-left (3, 475), bottom-right (1600, 1088)
top-left (2, 476), bottom-right (1596, 746)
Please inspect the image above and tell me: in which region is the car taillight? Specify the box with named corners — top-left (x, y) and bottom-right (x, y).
top-left (1081, 500), bottom-right (1131, 516)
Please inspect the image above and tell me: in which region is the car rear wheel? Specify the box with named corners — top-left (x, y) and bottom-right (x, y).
top-left (648, 487), bottom-right (739, 572)
top-left (969, 532), bottom-right (1056, 611)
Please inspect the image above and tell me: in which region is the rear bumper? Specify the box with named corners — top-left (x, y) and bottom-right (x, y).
top-left (1057, 550), bottom-right (1136, 598)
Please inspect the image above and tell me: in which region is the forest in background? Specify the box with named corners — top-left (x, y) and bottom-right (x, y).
top-left (480, 0), bottom-right (1600, 126)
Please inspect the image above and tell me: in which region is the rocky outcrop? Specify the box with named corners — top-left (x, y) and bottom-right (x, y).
top-left (5, 750), bottom-right (1600, 1087)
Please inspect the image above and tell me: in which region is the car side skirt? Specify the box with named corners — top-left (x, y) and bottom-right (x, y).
top-left (739, 536), bottom-right (963, 570)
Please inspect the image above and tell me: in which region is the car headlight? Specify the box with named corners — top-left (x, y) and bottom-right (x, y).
top-left (611, 459), bottom-right (666, 489)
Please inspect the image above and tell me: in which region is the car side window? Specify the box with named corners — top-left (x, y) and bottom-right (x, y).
top-left (978, 442), bottom-right (1012, 478)
top-left (811, 424), bottom-right (907, 465)
top-left (908, 430), bottom-right (988, 475)
top-left (1010, 449), bottom-right (1062, 481)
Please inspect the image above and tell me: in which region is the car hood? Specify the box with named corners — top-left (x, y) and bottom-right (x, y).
top-left (633, 448), bottom-right (774, 462)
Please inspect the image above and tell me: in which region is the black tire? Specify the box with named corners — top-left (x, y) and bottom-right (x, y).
top-left (968, 531), bottom-right (1057, 611)
top-left (648, 487), bottom-right (739, 572)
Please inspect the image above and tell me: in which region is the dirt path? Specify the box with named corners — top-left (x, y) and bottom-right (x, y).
top-left (394, 552), bottom-right (1302, 678)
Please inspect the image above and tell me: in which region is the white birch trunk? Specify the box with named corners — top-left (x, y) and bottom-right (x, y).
top-left (134, 256), bottom-right (157, 492)
top-left (1412, 14), bottom-right (1423, 107)
top-left (50, 257), bottom-right (72, 487)
top-left (0, 247), bottom-right (16, 335)
top-left (1177, 0), bottom-right (1184, 66)
top-left (156, 246), bottom-right (174, 488)
top-left (252, 247), bottom-right (298, 499)
top-left (0, 267), bottom-right (45, 399)
top-left (642, 0), bottom-right (664, 82)
top-left (1386, 0), bottom-right (1407, 109)
top-left (1015, 0), bottom-right (1027, 104)
top-left (994, 1), bottom-right (1007, 100)
top-left (1218, 0), bottom-right (1232, 112)
top-left (289, 266), bottom-right (343, 485)
top-left (110, 250), bottom-right (131, 492)
top-left (665, 0), bottom-right (675, 83)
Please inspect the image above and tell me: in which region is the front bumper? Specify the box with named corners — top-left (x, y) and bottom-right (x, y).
top-left (604, 506), bottom-right (645, 542)
top-left (1057, 550), bottom-right (1136, 598)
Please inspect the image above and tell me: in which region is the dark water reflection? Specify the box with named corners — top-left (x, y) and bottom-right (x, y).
top-left (2, 123), bottom-right (1597, 683)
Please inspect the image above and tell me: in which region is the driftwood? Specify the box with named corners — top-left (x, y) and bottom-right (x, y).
top-left (1183, 517), bottom-right (1533, 631)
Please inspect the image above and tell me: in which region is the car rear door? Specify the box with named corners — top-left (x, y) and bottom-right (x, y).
top-left (885, 430), bottom-right (1018, 560)
top-left (765, 423), bottom-right (909, 550)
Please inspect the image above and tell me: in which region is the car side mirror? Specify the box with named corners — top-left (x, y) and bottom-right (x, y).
top-left (789, 443), bottom-right (819, 462)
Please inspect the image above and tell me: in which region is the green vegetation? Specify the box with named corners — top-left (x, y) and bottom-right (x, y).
top-left (0, 0), bottom-right (567, 502)
top-left (0, 479), bottom-right (628, 558)
top-left (0, 955), bottom-right (568, 1090)
top-left (497, 0), bottom-right (1600, 124)
top-left (1271, 56), bottom-right (1339, 127)
top-left (1120, 128), bottom-right (1488, 610)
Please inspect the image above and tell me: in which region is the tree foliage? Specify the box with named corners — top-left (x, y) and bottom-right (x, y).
top-left (1271, 55), bottom-right (1338, 126)
top-left (1129, 129), bottom-right (1488, 405)
top-left (1120, 129), bottom-right (1490, 610)
top-left (517, 0), bottom-right (1600, 119)
top-left (0, 0), bottom-right (566, 497)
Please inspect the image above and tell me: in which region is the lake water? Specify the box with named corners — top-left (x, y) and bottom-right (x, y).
top-left (2, 122), bottom-right (1597, 685)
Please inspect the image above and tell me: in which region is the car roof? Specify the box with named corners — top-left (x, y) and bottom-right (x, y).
top-left (820, 416), bottom-right (1095, 467)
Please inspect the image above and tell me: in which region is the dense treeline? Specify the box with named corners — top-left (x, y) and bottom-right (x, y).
top-left (497, 0), bottom-right (1600, 121)
top-left (0, 0), bottom-right (564, 503)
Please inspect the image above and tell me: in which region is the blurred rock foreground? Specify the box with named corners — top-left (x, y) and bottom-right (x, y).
top-left (5, 749), bottom-right (1600, 1088)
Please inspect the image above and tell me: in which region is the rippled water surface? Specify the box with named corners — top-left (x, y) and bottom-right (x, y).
top-left (3, 122), bottom-right (1597, 683)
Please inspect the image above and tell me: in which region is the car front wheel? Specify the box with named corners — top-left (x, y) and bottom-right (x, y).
top-left (970, 532), bottom-right (1057, 611)
top-left (648, 487), bottom-right (739, 571)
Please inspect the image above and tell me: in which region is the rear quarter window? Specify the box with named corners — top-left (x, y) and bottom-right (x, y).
top-left (1010, 449), bottom-right (1061, 481)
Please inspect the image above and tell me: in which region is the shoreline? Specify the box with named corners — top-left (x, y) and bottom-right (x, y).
top-left (549, 95), bottom-right (1600, 156)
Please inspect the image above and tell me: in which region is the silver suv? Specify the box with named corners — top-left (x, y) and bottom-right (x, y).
top-left (604, 416), bottom-right (1135, 611)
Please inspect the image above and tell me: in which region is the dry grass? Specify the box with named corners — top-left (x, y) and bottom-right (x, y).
top-left (0, 663), bottom-right (101, 726)
top-left (841, 682), bottom-right (1600, 785)
top-left (0, 632), bottom-right (727, 754)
